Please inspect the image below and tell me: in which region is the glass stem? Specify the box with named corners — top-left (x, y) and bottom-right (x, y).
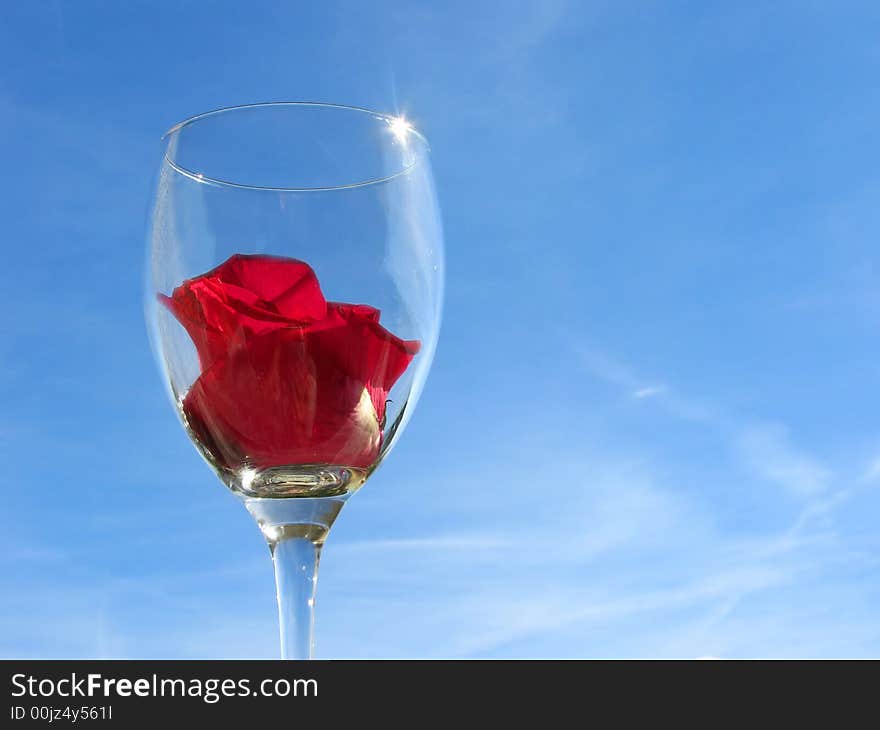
top-left (271, 535), bottom-right (322, 659)
top-left (244, 495), bottom-right (346, 660)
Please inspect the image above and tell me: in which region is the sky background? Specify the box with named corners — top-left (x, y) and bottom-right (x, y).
top-left (2, 0), bottom-right (880, 658)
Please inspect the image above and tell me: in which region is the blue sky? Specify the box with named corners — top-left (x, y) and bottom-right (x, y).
top-left (2, 0), bottom-right (880, 657)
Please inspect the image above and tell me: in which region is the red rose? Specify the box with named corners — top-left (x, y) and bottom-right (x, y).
top-left (160, 254), bottom-right (420, 470)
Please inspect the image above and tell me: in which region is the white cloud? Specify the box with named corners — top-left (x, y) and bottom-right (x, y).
top-left (335, 534), bottom-right (512, 554)
top-left (573, 339), bottom-right (832, 499)
top-left (736, 423), bottom-right (831, 497)
top-left (632, 385), bottom-right (667, 400)
top-left (861, 457), bottom-right (880, 483)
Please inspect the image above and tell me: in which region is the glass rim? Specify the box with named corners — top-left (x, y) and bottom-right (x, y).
top-left (161, 101), bottom-right (430, 192)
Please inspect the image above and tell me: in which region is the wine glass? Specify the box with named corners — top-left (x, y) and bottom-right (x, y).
top-left (144, 102), bottom-right (443, 659)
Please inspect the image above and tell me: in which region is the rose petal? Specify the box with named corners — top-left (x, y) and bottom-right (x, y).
top-left (183, 328), bottom-right (382, 469)
top-left (160, 254), bottom-right (326, 368)
top-left (329, 302), bottom-right (381, 323)
top-left (207, 253), bottom-right (327, 320)
top-left (308, 303), bottom-right (420, 423)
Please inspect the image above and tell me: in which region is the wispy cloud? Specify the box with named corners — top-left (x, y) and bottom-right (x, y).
top-left (735, 423), bottom-right (831, 497)
top-left (492, 0), bottom-right (570, 58)
top-left (316, 471), bottom-right (871, 658)
top-left (861, 457), bottom-right (880, 483)
top-left (335, 534), bottom-right (512, 554)
top-left (572, 339), bottom-right (833, 499)
top-left (312, 435), bottom-right (874, 657)
top-left (632, 385), bottom-right (667, 400)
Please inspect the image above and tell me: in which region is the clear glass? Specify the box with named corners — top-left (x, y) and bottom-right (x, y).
top-left (144, 102), bottom-right (444, 658)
